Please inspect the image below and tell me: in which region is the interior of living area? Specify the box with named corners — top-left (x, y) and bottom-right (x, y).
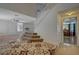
top-left (0, 3), bottom-right (79, 55)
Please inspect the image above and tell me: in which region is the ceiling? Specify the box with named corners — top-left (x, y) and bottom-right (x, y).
top-left (0, 8), bottom-right (36, 23)
top-left (0, 3), bottom-right (36, 17)
top-left (0, 3), bottom-right (56, 17)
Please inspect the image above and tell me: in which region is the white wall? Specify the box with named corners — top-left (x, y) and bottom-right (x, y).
top-left (0, 20), bottom-right (18, 35)
top-left (0, 8), bottom-right (36, 35)
top-left (0, 20), bottom-right (35, 34)
top-left (0, 20), bottom-right (35, 35)
top-left (35, 3), bottom-right (79, 45)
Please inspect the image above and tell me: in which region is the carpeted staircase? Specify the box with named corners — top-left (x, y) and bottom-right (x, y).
top-left (22, 32), bottom-right (43, 43)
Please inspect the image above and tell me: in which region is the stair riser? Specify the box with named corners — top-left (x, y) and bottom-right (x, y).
top-left (25, 32), bottom-right (37, 35)
top-left (23, 36), bottom-right (40, 38)
top-left (23, 35), bottom-right (40, 38)
top-left (32, 36), bottom-right (40, 38)
top-left (23, 37), bottom-right (41, 40)
top-left (27, 39), bottom-right (43, 43)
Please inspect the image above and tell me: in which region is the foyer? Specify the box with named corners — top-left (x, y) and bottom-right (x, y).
top-left (0, 3), bottom-right (79, 55)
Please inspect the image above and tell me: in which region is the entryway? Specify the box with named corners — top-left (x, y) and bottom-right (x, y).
top-left (58, 8), bottom-right (79, 46)
top-left (63, 17), bottom-right (77, 45)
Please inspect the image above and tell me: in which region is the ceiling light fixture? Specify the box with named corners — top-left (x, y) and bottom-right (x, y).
top-left (65, 11), bottom-right (75, 16)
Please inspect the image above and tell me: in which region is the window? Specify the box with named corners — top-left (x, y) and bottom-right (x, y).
top-left (17, 23), bottom-right (23, 32)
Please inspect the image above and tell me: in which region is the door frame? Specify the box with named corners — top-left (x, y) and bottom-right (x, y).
top-left (57, 8), bottom-right (79, 46)
top-left (63, 16), bottom-right (77, 45)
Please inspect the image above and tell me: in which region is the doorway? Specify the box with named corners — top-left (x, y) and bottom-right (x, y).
top-left (63, 17), bottom-right (77, 45)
